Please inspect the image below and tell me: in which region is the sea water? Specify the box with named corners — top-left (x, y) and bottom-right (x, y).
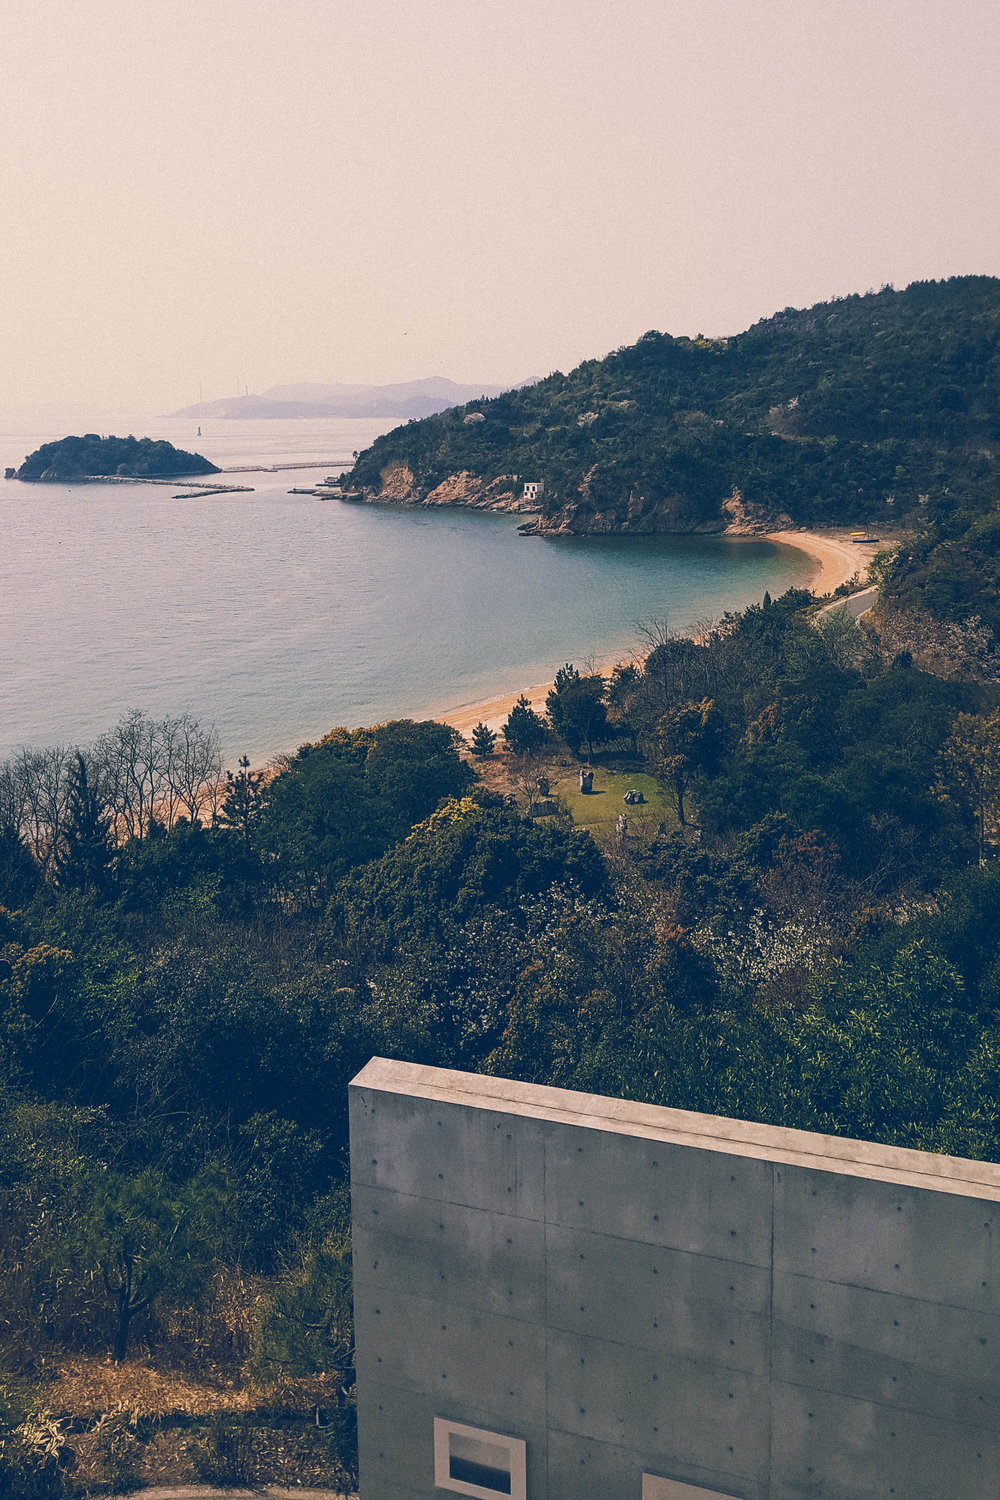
top-left (0, 411), bottom-right (812, 762)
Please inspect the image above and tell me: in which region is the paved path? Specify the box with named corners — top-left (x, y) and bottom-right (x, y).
top-left (106, 1488), bottom-right (353, 1499)
top-left (815, 584), bottom-right (878, 623)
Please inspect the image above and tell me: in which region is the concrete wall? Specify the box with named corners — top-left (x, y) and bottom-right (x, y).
top-left (349, 1058), bottom-right (1000, 1500)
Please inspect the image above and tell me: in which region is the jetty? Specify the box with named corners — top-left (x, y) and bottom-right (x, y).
top-left (220, 459), bottom-right (353, 474)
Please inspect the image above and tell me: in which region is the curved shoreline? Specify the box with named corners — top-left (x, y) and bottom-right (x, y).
top-left (432, 529), bottom-right (878, 738)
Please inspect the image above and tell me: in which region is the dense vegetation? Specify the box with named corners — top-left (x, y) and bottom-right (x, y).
top-left (16, 435), bottom-right (219, 481)
top-left (346, 276), bottom-right (1000, 536)
top-left (4, 578), bottom-right (1000, 1488)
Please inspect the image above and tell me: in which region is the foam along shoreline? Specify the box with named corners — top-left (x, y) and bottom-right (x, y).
top-left (434, 529), bottom-right (877, 738)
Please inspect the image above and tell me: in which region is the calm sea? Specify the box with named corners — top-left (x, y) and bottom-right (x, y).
top-left (0, 410), bottom-right (812, 762)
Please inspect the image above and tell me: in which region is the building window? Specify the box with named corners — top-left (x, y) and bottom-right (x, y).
top-left (434, 1417), bottom-right (527, 1499)
top-left (642, 1476), bottom-right (742, 1499)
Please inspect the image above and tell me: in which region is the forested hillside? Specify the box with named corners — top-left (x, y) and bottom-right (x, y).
top-left (344, 276), bottom-right (1000, 537)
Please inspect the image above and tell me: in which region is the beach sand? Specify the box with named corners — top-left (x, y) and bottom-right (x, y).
top-left (434, 529), bottom-right (879, 738)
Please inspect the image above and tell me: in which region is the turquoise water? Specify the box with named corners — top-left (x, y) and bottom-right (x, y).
top-left (0, 414), bottom-right (812, 761)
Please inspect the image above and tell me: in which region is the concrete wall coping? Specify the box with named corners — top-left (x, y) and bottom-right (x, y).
top-left (351, 1057), bottom-right (1000, 1202)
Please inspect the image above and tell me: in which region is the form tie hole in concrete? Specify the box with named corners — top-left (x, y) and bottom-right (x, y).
top-left (893, 1321), bottom-right (899, 1327)
top-left (653, 1214), bottom-right (659, 1221)
top-left (895, 1263), bottom-right (900, 1269)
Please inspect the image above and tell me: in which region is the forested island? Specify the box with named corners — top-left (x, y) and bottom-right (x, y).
top-left (345, 276), bottom-right (1000, 542)
top-left (15, 434), bottom-right (220, 481)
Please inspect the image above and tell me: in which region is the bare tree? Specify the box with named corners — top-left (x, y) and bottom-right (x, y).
top-left (160, 713), bottom-right (222, 826)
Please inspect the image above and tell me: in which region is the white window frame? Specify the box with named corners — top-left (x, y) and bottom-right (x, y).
top-left (433, 1417), bottom-right (527, 1499)
top-left (642, 1476), bottom-right (742, 1500)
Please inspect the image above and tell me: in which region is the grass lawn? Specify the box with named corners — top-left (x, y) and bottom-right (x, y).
top-left (551, 766), bottom-right (675, 831)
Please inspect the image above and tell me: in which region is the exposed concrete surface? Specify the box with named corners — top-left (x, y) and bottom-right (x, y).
top-left (351, 1058), bottom-right (1000, 1499)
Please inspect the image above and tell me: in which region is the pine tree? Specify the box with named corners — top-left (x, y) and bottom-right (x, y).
top-left (470, 722), bottom-right (496, 757)
top-left (58, 752), bottom-right (113, 894)
top-left (502, 696), bottom-right (547, 757)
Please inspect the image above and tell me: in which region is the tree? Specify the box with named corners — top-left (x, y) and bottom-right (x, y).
top-left (546, 665), bottom-right (608, 759)
top-left (502, 696), bottom-right (547, 757)
top-left (260, 721), bottom-right (472, 904)
top-left (605, 662), bottom-right (642, 751)
top-left (57, 752), bottom-right (113, 894)
top-left (218, 755), bottom-right (267, 849)
top-left (0, 823), bottom-right (40, 909)
top-left (470, 722), bottom-right (496, 757)
top-left (652, 699), bottom-right (723, 825)
top-left (45, 1163), bottom-right (223, 1363)
top-left (938, 709), bottom-right (1000, 863)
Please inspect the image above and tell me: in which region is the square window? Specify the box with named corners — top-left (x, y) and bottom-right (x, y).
top-left (434, 1417), bottom-right (527, 1499)
top-left (642, 1477), bottom-right (742, 1500)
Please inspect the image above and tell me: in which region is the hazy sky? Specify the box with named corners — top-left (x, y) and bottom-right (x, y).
top-left (2, 0), bottom-right (999, 411)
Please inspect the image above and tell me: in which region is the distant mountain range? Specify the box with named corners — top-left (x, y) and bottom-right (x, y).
top-left (172, 376), bottom-right (539, 421)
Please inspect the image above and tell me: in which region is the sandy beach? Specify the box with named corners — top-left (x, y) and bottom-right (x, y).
top-left (435, 529), bottom-right (879, 737)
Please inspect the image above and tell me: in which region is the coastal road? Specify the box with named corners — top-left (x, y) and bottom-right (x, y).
top-left (815, 584), bottom-right (877, 623)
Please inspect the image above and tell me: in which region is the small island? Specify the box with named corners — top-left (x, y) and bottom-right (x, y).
top-left (15, 433), bottom-right (220, 482)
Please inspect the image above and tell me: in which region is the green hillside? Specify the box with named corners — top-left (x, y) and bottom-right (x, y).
top-left (344, 277), bottom-right (1000, 537)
